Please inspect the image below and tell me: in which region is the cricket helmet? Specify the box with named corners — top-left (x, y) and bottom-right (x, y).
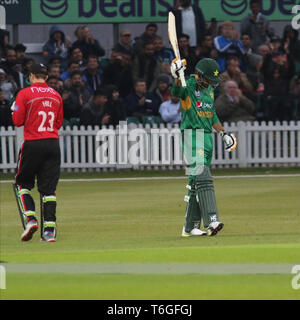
top-left (195, 58), bottom-right (221, 89)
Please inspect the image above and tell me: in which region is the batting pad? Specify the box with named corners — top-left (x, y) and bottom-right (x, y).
top-left (195, 167), bottom-right (219, 228)
top-left (184, 180), bottom-right (202, 233)
top-left (17, 188), bottom-right (35, 217)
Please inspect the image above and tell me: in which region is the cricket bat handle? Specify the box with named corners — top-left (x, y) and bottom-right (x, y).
top-left (179, 69), bottom-right (186, 88)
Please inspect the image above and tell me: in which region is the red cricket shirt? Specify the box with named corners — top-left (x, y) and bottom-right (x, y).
top-left (12, 82), bottom-right (64, 141)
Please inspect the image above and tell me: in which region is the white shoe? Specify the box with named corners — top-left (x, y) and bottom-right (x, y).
top-left (207, 221), bottom-right (224, 237)
top-left (21, 220), bottom-right (38, 242)
top-left (182, 226), bottom-right (207, 237)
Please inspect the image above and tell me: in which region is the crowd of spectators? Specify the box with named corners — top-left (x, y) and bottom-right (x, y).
top-left (0, 0), bottom-right (300, 128)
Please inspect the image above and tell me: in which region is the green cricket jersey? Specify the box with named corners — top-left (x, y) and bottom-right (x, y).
top-left (171, 74), bottom-right (220, 167)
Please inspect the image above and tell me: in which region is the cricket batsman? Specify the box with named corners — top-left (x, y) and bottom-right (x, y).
top-left (171, 58), bottom-right (237, 237)
top-left (12, 63), bottom-right (63, 242)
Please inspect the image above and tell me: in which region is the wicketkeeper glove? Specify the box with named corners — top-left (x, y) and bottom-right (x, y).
top-left (220, 131), bottom-right (237, 152)
top-left (171, 58), bottom-right (187, 79)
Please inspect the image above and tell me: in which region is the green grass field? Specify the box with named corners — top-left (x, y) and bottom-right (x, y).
top-left (1, 170), bottom-right (300, 300)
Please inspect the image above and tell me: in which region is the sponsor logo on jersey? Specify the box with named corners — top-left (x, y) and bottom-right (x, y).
top-left (197, 101), bottom-right (213, 110)
top-left (31, 87), bottom-right (56, 94)
top-left (197, 111), bottom-right (213, 118)
top-left (195, 90), bottom-right (201, 97)
top-left (196, 101), bottom-right (203, 109)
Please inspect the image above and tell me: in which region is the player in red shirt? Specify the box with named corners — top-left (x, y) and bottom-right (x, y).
top-left (12, 63), bottom-right (63, 242)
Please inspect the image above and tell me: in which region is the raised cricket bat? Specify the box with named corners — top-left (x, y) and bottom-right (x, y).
top-left (168, 11), bottom-right (186, 87)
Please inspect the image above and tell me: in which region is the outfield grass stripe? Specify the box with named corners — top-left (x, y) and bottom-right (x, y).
top-left (1, 174), bottom-right (300, 184)
top-left (2, 263), bottom-right (296, 275)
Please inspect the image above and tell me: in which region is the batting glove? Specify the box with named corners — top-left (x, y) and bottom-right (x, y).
top-left (171, 58), bottom-right (187, 79)
top-left (220, 131), bottom-right (237, 152)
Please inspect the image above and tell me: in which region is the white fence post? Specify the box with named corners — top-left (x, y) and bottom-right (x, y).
top-left (237, 121), bottom-right (247, 168)
top-left (15, 127), bottom-right (24, 156)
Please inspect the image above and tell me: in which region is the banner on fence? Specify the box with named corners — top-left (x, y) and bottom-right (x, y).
top-left (29, 0), bottom-right (297, 24)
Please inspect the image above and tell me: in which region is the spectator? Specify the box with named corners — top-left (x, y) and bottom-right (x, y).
top-left (0, 88), bottom-right (12, 127)
top-left (132, 41), bottom-right (162, 92)
top-left (240, 33), bottom-right (263, 90)
top-left (257, 44), bottom-right (270, 59)
top-left (133, 23), bottom-right (158, 54)
top-left (74, 26), bottom-right (85, 43)
top-left (57, 79), bottom-right (64, 95)
top-left (0, 47), bottom-right (4, 62)
top-left (48, 65), bottom-right (61, 80)
top-left (195, 33), bottom-right (216, 60)
top-left (47, 76), bottom-right (63, 95)
top-left (290, 73), bottom-right (300, 100)
top-left (20, 57), bottom-right (34, 89)
top-left (173, 0), bottom-right (206, 47)
top-left (263, 67), bottom-right (293, 121)
top-left (282, 25), bottom-right (300, 61)
top-left (80, 88), bottom-right (109, 127)
top-left (69, 46), bottom-right (86, 71)
top-left (62, 70), bottom-right (91, 120)
top-left (0, 29), bottom-right (9, 58)
top-left (206, 18), bottom-right (218, 39)
top-left (178, 34), bottom-right (198, 76)
top-left (61, 61), bottom-right (81, 82)
top-left (83, 54), bottom-right (103, 94)
top-left (215, 80), bottom-right (256, 123)
top-left (152, 74), bottom-right (171, 107)
top-left (0, 68), bottom-right (17, 101)
top-left (153, 35), bottom-right (175, 74)
top-left (290, 72), bottom-right (300, 119)
top-left (104, 85), bottom-right (127, 126)
top-left (261, 34), bottom-right (296, 119)
top-left (0, 46), bottom-right (20, 87)
top-left (214, 21), bottom-right (246, 73)
top-left (72, 26), bottom-right (105, 60)
top-left (293, 38), bottom-right (300, 75)
top-left (220, 56), bottom-right (254, 99)
top-left (153, 36), bottom-right (175, 76)
top-left (102, 51), bottom-right (134, 99)
top-left (15, 43), bottom-right (27, 65)
top-left (113, 29), bottom-right (134, 56)
top-left (62, 61), bottom-right (87, 90)
top-left (42, 25), bottom-right (71, 69)
top-left (241, 32), bottom-right (254, 55)
top-left (268, 35), bottom-right (282, 53)
top-left (49, 56), bottom-right (62, 71)
top-left (261, 36), bottom-right (295, 92)
top-left (124, 79), bottom-right (159, 120)
top-left (159, 95), bottom-right (181, 124)
top-left (241, 0), bottom-right (273, 52)
top-left (22, 57), bottom-right (34, 72)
